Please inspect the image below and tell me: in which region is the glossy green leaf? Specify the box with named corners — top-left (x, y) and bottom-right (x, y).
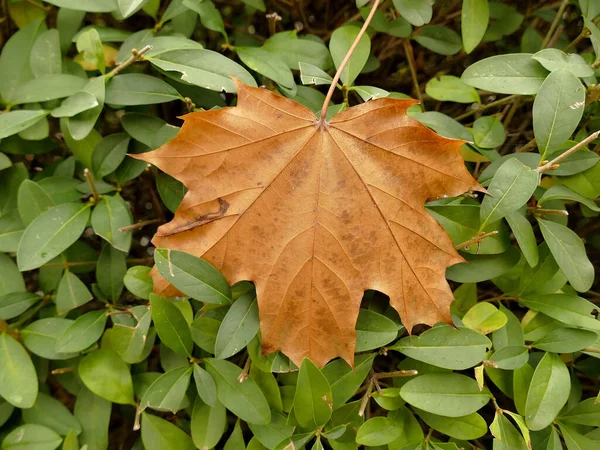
top-left (425, 75), bottom-right (480, 103)
top-left (0, 291), bottom-right (41, 320)
top-left (390, 325), bottom-right (491, 369)
top-left (447, 247), bottom-right (521, 282)
top-left (141, 412), bottom-right (195, 450)
top-left (299, 62), bottom-right (333, 86)
top-left (248, 410), bottom-right (294, 449)
top-left (78, 348), bottom-right (135, 405)
top-left (55, 310), bottom-right (107, 353)
top-left (156, 171), bottom-right (187, 214)
top-left (139, 365), bottom-right (192, 413)
top-left (21, 318), bottom-right (78, 360)
top-left (356, 416), bottom-right (402, 446)
top-left (263, 31), bottom-right (332, 71)
top-left (355, 309), bottom-right (398, 351)
top-left (17, 179), bottom-right (54, 227)
top-left (92, 133), bottom-right (130, 179)
top-left (124, 265), bottom-right (153, 300)
top-left (150, 293), bottom-right (193, 357)
top-left (51, 91), bottom-right (99, 118)
top-left (463, 302), bottom-right (507, 334)
top-left (533, 69), bottom-right (586, 159)
top-left (559, 398), bottom-right (600, 427)
top-left (415, 409), bottom-right (487, 440)
top-left (1, 424), bottom-right (62, 450)
top-left (521, 294), bottom-right (600, 332)
top-left (74, 386), bottom-right (111, 450)
top-left (193, 364), bottom-right (217, 407)
top-left (414, 26), bottom-right (462, 56)
top-left (393, 0), bottom-right (432, 26)
top-left (532, 327), bottom-right (598, 353)
top-left (330, 25), bottom-right (370, 86)
top-left (205, 359), bottom-right (271, 425)
top-left (473, 116), bottom-right (505, 148)
top-left (462, 0), bottom-right (489, 53)
top-left (490, 412), bottom-right (527, 450)
top-left (0, 333), bottom-right (38, 408)
top-left (292, 358), bottom-right (333, 429)
top-left (525, 352), bottom-right (570, 430)
top-left (12, 74), bottom-right (87, 104)
top-left (154, 248), bottom-right (231, 304)
top-left (0, 110), bottom-right (50, 139)
top-left (505, 211), bottom-right (538, 267)
top-left (215, 293), bottom-right (259, 359)
top-left (462, 54), bottom-right (549, 94)
top-left (400, 373), bottom-right (490, 417)
top-left (190, 397), bottom-right (227, 449)
top-left (22, 392), bottom-right (82, 436)
top-left (532, 48), bottom-right (594, 78)
top-left (490, 345), bottom-right (529, 370)
top-left (106, 74), bottom-right (181, 105)
top-left (17, 202), bottom-right (90, 271)
top-left (322, 353), bottom-right (375, 409)
top-left (56, 270), bottom-right (93, 314)
top-left (91, 194), bottom-right (133, 252)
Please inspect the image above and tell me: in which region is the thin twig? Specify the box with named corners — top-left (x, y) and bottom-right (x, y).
top-left (455, 231), bottom-right (499, 250)
top-left (537, 131), bottom-right (600, 173)
top-left (403, 39), bottom-right (424, 109)
top-left (455, 95), bottom-right (520, 121)
top-left (541, 0), bottom-right (569, 48)
top-left (375, 370), bottom-right (419, 379)
top-left (528, 207), bottom-right (569, 216)
top-left (318, 0), bottom-right (381, 124)
top-left (107, 45), bottom-right (153, 79)
top-left (84, 168), bottom-right (100, 203)
top-left (119, 218), bottom-right (162, 232)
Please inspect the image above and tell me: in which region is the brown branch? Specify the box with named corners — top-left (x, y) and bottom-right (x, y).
top-left (537, 131), bottom-right (600, 173)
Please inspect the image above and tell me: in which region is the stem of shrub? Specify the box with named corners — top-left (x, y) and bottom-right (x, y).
top-left (107, 45), bottom-right (153, 79)
top-left (318, 0), bottom-right (381, 125)
top-left (536, 130), bottom-right (600, 174)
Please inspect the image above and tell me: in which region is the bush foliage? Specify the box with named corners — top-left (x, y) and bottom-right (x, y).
top-left (1, 0), bottom-right (600, 449)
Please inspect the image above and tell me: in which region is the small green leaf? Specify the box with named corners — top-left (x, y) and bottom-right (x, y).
top-left (299, 62), bottom-right (333, 86)
top-left (91, 194), bottom-right (133, 252)
top-left (193, 364), bottom-right (217, 407)
top-left (473, 116), bottom-right (505, 148)
top-left (462, 302), bottom-right (507, 334)
top-left (0, 291), bottom-right (41, 320)
top-left (51, 91), bottom-right (99, 118)
top-left (414, 26), bottom-right (462, 56)
top-left (330, 25), bottom-right (370, 86)
top-left (1, 424), bottom-right (62, 450)
top-left (480, 158), bottom-right (539, 230)
top-left (559, 398), bottom-right (600, 427)
top-left (322, 353), bottom-right (374, 409)
top-left (190, 397), bottom-right (227, 449)
top-left (17, 179), bottom-right (54, 227)
top-left (0, 110), bottom-right (50, 139)
top-left (400, 373), bottom-right (490, 417)
top-left (141, 412), bottom-right (195, 450)
top-left (532, 328), bottom-right (598, 353)
top-left (489, 345), bottom-right (529, 370)
top-left (415, 409), bottom-right (487, 440)
top-left (293, 358), bottom-right (333, 429)
top-left (236, 47), bottom-right (296, 96)
top-left (390, 325), bottom-right (491, 370)
top-left (263, 31), bottom-right (332, 71)
top-left (76, 28), bottom-right (105, 73)
top-left (55, 310), bottom-right (107, 353)
top-left (156, 171), bottom-right (187, 214)
top-left (21, 318), bottom-right (78, 360)
top-left (490, 412), bottom-right (527, 450)
top-left (532, 48), bottom-right (594, 78)
top-left (21, 392), bottom-right (82, 436)
top-left (0, 333), bottom-right (38, 408)
top-left (154, 248), bottom-right (231, 304)
top-left (78, 348), bottom-right (135, 405)
top-left (462, 54), bottom-right (549, 95)
top-left (533, 69), bottom-right (586, 159)
top-left (215, 293), bottom-right (259, 359)
top-left (139, 365), bottom-right (193, 413)
top-left (17, 202), bottom-right (91, 271)
top-left (525, 352), bottom-right (570, 430)
top-left (505, 211), bottom-right (538, 267)
top-left (92, 133), bottom-right (130, 179)
top-left (30, 29), bottom-right (61, 77)
top-left (521, 294), bottom-right (600, 332)
top-left (425, 75), bottom-right (480, 103)
top-left (248, 411), bottom-right (294, 449)
top-left (356, 416), bottom-right (402, 446)
top-left (205, 358), bottom-right (271, 425)
top-left (537, 218), bottom-right (594, 292)
top-left (447, 247), bottom-right (521, 282)
top-left (73, 387), bottom-right (111, 450)
top-left (393, 0), bottom-right (432, 26)
top-left (124, 266), bottom-right (154, 300)
top-left (150, 293), bottom-right (193, 357)
top-left (462, 0), bottom-right (489, 54)
top-left (12, 74), bottom-right (87, 105)
top-left (355, 309), bottom-right (398, 351)
top-left (56, 270), bottom-right (93, 315)
top-left (105, 74), bottom-right (182, 105)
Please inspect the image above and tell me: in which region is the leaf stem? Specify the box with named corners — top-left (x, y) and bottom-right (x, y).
top-left (536, 130), bottom-right (600, 173)
top-left (403, 39), bottom-right (424, 110)
top-left (318, 0), bottom-right (381, 125)
top-left (541, 0), bottom-right (569, 49)
top-left (374, 369), bottom-right (419, 379)
top-left (455, 231), bottom-right (499, 250)
top-left (84, 168), bottom-right (100, 203)
top-left (119, 218), bottom-right (162, 232)
top-left (455, 94), bottom-right (520, 121)
top-left (107, 45), bottom-right (153, 80)
top-left (528, 207), bottom-right (569, 216)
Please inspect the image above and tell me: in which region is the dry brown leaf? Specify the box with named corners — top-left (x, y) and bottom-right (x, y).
top-left (136, 81), bottom-right (482, 367)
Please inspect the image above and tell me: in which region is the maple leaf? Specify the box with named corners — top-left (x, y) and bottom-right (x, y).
top-left (136, 81), bottom-right (482, 367)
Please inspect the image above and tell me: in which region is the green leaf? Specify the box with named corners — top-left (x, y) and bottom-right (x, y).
top-left (0, 333), bottom-right (38, 408)
top-left (414, 26), bottom-right (462, 56)
top-left (263, 31), bottom-right (332, 71)
top-left (558, 422), bottom-right (599, 450)
top-left (447, 247), bottom-right (521, 282)
top-left (537, 218), bottom-right (594, 292)
top-left (17, 179), bottom-right (54, 227)
top-left (559, 398), bottom-right (600, 427)
top-left (156, 171), bottom-right (187, 214)
top-left (139, 365), bottom-right (193, 413)
top-left (12, 74), bottom-right (87, 104)
top-left (322, 354), bottom-right (374, 409)
top-left (489, 345), bottom-right (529, 370)
top-left (190, 316), bottom-right (220, 353)
top-left (147, 49), bottom-right (257, 93)
top-left (0, 211), bottom-right (24, 253)
top-left (513, 364), bottom-right (533, 416)
top-left (0, 291), bottom-right (41, 320)
top-left (51, 91), bottom-right (99, 118)
top-left (205, 359), bottom-right (271, 425)
top-left (236, 47), bottom-right (296, 95)
top-left (121, 113), bottom-right (180, 149)
top-left (350, 85), bottom-right (390, 102)
top-left (521, 294), bottom-right (600, 332)
top-left (154, 248), bottom-right (231, 305)
top-left (411, 111), bottom-right (472, 141)
top-left (141, 412), bottom-right (195, 450)
top-left (356, 416), bottom-right (402, 446)
top-left (193, 364), bottom-right (217, 407)
top-left (109, 306), bottom-right (154, 364)
top-left (190, 397), bottom-right (227, 449)
top-left (92, 133), bottom-right (130, 179)
top-left (66, 77), bottom-right (106, 141)
top-left (184, 0), bottom-right (225, 36)
top-left (355, 309), bottom-right (398, 351)
top-left (73, 386), bottom-right (111, 450)
top-left (505, 211), bottom-right (538, 267)
top-left (0, 110), bottom-right (50, 139)
top-left (480, 158), bottom-right (539, 230)
top-left (400, 373), bottom-right (490, 417)
top-left (21, 318), bottom-right (78, 360)
top-left (490, 413), bottom-right (527, 450)
top-left (425, 75), bottom-right (480, 103)
top-left (56, 270), bottom-right (93, 315)
top-left (462, 0), bottom-right (489, 53)
top-left (0, 19), bottom-right (45, 105)
top-left (22, 392), bottom-right (82, 436)
top-left (248, 410), bottom-right (294, 449)
top-left (224, 419), bottom-right (245, 450)
top-left (105, 74), bottom-right (181, 105)
top-left (30, 29), bottom-right (61, 77)
top-left (393, 0), bottom-right (432, 26)
top-left (473, 116), bottom-right (505, 148)
top-left (76, 28), bottom-right (105, 74)
top-left (96, 245), bottom-right (126, 302)
top-left (517, 243), bottom-right (566, 296)
top-left (292, 358), bottom-right (333, 429)
top-left (215, 293), bottom-right (259, 359)
top-left (61, 430), bottom-right (79, 450)
top-left (150, 293), bottom-right (193, 357)
top-left (533, 69), bottom-right (586, 159)
top-left (1, 424), bottom-right (62, 450)
top-left (415, 409), bottom-right (487, 440)
top-left (462, 54), bottom-right (549, 95)
top-left (299, 62), bottom-right (333, 86)
top-left (532, 327), bottom-right (598, 353)
top-left (539, 185), bottom-right (600, 212)
top-left (525, 352), bottom-right (570, 430)
top-left (44, 0), bottom-right (117, 12)
top-left (91, 194), bottom-right (133, 252)
top-left (17, 202), bottom-right (91, 271)
top-left (462, 302), bottom-right (507, 334)
top-left (78, 348), bottom-right (135, 405)
top-left (124, 266), bottom-right (153, 300)
top-left (119, 0), bottom-right (146, 17)
top-left (390, 325), bottom-right (491, 370)
top-left (532, 48), bottom-right (594, 78)
top-left (55, 310), bottom-right (107, 353)
top-left (330, 25), bottom-right (370, 86)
